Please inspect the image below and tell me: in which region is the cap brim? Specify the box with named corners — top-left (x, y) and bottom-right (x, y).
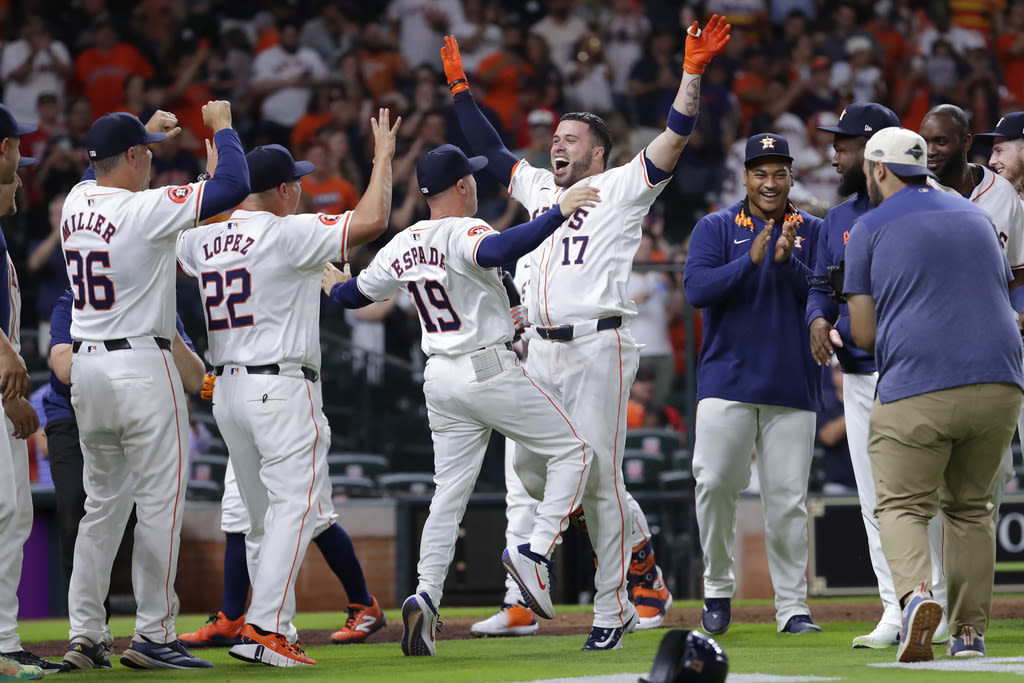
top-left (815, 125), bottom-right (849, 135)
top-left (886, 162), bottom-right (936, 178)
top-left (467, 155), bottom-right (488, 173)
top-left (144, 131), bottom-right (168, 145)
top-left (14, 123), bottom-right (37, 137)
top-left (18, 156), bottom-right (36, 168)
top-left (745, 153), bottom-right (794, 165)
top-left (973, 131), bottom-right (1020, 140)
top-left (293, 160), bottom-right (315, 180)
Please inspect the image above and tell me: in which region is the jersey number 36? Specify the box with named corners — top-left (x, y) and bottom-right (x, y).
top-left (66, 250), bottom-right (115, 310)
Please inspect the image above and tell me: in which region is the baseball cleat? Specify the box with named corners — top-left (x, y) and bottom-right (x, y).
top-left (120, 636), bottom-right (214, 669)
top-left (896, 584), bottom-right (942, 663)
top-left (331, 596), bottom-right (387, 644)
top-left (178, 611), bottom-right (245, 647)
top-left (582, 608), bottom-right (638, 651)
top-left (1, 650), bottom-right (67, 676)
top-left (633, 566), bottom-right (673, 630)
top-left (782, 615), bottom-right (822, 634)
top-left (470, 604), bottom-right (539, 637)
top-left (61, 637), bottom-right (112, 670)
top-left (228, 625), bottom-right (315, 667)
top-left (852, 620), bottom-right (900, 648)
top-left (701, 598), bottom-right (731, 635)
top-left (946, 625), bottom-right (985, 657)
top-left (401, 592), bottom-right (440, 656)
top-left (0, 653), bottom-right (42, 680)
top-left (502, 543), bottom-right (555, 620)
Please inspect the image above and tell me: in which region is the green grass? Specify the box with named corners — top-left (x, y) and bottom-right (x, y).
top-left (19, 601), bottom-right (1024, 682)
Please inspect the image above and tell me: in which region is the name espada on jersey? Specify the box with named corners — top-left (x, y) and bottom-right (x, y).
top-left (176, 209), bottom-right (351, 369)
top-left (508, 152), bottom-right (670, 327)
top-left (356, 217), bottom-right (514, 357)
top-left (61, 179), bottom-right (207, 341)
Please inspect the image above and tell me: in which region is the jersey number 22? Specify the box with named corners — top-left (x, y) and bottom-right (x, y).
top-left (202, 269), bottom-right (254, 330)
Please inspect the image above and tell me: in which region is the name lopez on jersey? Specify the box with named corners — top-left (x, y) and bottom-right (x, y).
top-left (201, 230), bottom-right (255, 260)
top-left (62, 211), bottom-right (118, 243)
top-left (391, 245), bottom-right (446, 277)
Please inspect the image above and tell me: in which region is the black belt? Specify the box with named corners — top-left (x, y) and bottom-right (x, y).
top-left (72, 337), bottom-right (171, 353)
top-left (215, 364), bottom-right (319, 382)
top-left (534, 316), bottom-right (622, 342)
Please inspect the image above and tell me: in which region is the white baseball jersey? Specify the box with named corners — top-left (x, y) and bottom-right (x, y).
top-left (61, 179), bottom-right (207, 340)
top-left (930, 165), bottom-right (1024, 268)
top-left (509, 153), bottom-right (670, 325)
top-left (176, 209), bottom-right (350, 369)
top-left (356, 216), bottom-right (513, 356)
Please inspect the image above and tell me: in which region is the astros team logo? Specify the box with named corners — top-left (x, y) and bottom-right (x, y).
top-left (468, 225), bottom-right (490, 236)
top-left (839, 108), bottom-right (847, 121)
top-left (167, 185), bottom-right (193, 204)
top-left (318, 214), bottom-right (341, 226)
top-left (760, 136), bottom-right (777, 150)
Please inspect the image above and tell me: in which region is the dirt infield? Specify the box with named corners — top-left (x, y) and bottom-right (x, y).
top-left (26, 598), bottom-right (1024, 655)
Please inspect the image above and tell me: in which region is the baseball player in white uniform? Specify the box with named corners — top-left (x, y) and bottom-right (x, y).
top-left (443, 17), bottom-right (730, 645)
top-left (60, 103), bottom-right (249, 671)
top-left (324, 144), bottom-right (601, 655)
top-left (922, 105), bottom-right (1024, 517)
top-left (0, 153), bottom-right (62, 680)
top-left (175, 109), bottom-right (400, 668)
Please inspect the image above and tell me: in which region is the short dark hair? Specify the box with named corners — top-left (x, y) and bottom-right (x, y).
top-left (91, 154), bottom-right (122, 177)
top-left (926, 103), bottom-right (970, 138)
top-left (560, 112), bottom-right (613, 169)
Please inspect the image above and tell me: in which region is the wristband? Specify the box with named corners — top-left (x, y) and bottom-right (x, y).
top-left (197, 171), bottom-right (211, 182)
top-left (666, 108), bottom-right (698, 136)
top-left (448, 78), bottom-right (469, 95)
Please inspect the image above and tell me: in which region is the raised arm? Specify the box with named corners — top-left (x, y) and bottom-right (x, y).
top-left (645, 14), bottom-right (731, 173)
top-left (347, 108), bottom-right (402, 247)
top-left (198, 101), bottom-right (250, 221)
top-left (442, 35), bottom-right (519, 183)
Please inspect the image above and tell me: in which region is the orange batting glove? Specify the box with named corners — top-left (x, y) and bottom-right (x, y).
top-left (683, 14), bottom-right (731, 75)
top-left (441, 34), bottom-right (470, 96)
top-left (200, 372), bottom-right (216, 401)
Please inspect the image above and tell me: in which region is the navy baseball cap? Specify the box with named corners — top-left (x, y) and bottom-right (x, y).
top-left (744, 133), bottom-right (793, 166)
top-left (865, 127), bottom-right (936, 178)
top-left (0, 104), bottom-right (36, 140)
top-left (18, 157), bottom-right (36, 167)
top-left (246, 144), bottom-right (314, 193)
top-left (86, 112), bottom-right (166, 161)
top-left (817, 102), bottom-right (900, 138)
top-left (975, 112), bottom-right (1024, 140)
top-left (416, 144), bottom-right (488, 196)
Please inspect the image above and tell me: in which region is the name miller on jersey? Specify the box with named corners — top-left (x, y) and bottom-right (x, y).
top-left (62, 210), bottom-right (118, 243)
top-left (390, 245), bottom-right (446, 277)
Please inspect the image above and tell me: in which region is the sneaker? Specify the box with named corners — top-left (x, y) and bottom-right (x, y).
top-left (896, 584), bottom-right (943, 663)
top-left (852, 620), bottom-right (901, 648)
top-left (701, 598), bottom-right (731, 635)
top-left (633, 567), bottom-right (673, 630)
top-left (229, 625), bottom-right (315, 667)
top-left (502, 544), bottom-right (555, 620)
top-left (331, 596), bottom-right (387, 644)
top-left (582, 608), bottom-right (639, 651)
top-left (947, 625), bottom-right (985, 658)
top-left (178, 611), bottom-right (245, 648)
top-left (0, 654), bottom-right (42, 681)
top-left (470, 604), bottom-right (538, 637)
top-left (932, 612), bottom-right (950, 645)
top-left (62, 637), bottom-right (111, 670)
top-left (401, 592), bottom-right (440, 656)
top-left (1, 651), bottom-right (66, 676)
top-left (121, 636), bottom-right (214, 669)
top-left (782, 615), bottom-right (822, 634)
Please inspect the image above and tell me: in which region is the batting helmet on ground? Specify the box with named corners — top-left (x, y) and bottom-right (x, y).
top-left (638, 629), bottom-right (728, 683)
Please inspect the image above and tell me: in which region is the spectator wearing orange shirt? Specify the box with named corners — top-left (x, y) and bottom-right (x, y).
top-left (476, 24), bottom-right (533, 133)
top-left (998, 0), bottom-right (1024, 106)
top-left (73, 20), bottom-right (153, 118)
top-left (300, 139), bottom-right (359, 215)
top-left (357, 23), bottom-right (408, 101)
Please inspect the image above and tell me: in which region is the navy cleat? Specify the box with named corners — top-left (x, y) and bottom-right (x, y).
top-left (701, 598), bottom-right (732, 635)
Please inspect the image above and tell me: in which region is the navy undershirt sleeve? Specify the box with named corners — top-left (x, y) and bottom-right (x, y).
top-left (330, 279), bottom-right (374, 308)
top-left (476, 206), bottom-right (565, 268)
top-left (198, 129), bottom-right (250, 221)
top-left (452, 91), bottom-right (519, 183)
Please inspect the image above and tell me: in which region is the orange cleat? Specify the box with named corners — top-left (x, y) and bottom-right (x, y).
top-left (178, 611), bottom-right (245, 648)
top-left (229, 625), bottom-right (315, 667)
top-left (331, 596), bottom-right (387, 644)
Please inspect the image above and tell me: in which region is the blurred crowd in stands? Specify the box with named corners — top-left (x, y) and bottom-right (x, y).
top-left (3, 0), bottom-right (1019, 471)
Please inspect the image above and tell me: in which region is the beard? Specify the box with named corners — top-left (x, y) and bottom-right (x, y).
top-left (867, 173), bottom-right (883, 207)
top-left (838, 164), bottom-right (867, 197)
top-left (554, 157), bottom-right (591, 188)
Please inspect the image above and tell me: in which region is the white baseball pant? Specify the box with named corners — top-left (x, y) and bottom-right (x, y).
top-left (844, 372), bottom-right (946, 621)
top-left (501, 436), bottom-right (532, 606)
top-left (212, 368), bottom-right (330, 645)
top-left (68, 340), bottom-right (189, 644)
top-left (693, 398), bottom-right (816, 631)
top-left (416, 346), bottom-right (590, 609)
top-left (518, 329), bottom-right (640, 629)
top-left (0, 417), bottom-right (30, 651)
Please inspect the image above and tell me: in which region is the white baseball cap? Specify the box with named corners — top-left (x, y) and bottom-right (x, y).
top-left (864, 126), bottom-right (936, 178)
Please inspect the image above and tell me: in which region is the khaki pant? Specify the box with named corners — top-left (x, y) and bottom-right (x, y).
top-left (869, 383), bottom-right (1023, 638)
